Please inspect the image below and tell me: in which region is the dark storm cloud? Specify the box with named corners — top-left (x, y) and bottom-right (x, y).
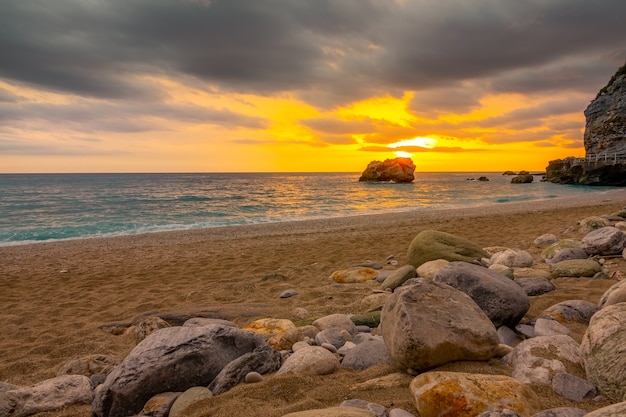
top-left (0, 100), bottom-right (268, 133)
top-left (2, 0), bottom-right (624, 104)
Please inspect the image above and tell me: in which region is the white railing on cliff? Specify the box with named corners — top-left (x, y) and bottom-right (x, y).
top-left (569, 151), bottom-right (626, 166)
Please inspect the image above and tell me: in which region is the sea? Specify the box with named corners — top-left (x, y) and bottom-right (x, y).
top-left (0, 172), bottom-right (618, 246)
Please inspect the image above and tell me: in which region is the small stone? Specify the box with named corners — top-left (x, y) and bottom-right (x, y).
top-left (244, 372), bottom-right (264, 383)
top-left (280, 289), bottom-right (297, 299)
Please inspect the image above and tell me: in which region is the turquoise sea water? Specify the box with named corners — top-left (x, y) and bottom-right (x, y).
top-left (0, 172), bottom-right (616, 246)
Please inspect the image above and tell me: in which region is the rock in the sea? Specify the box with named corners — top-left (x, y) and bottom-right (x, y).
top-left (410, 371), bottom-right (542, 417)
top-left (407, 230), bottom-right (487, 268)
top-left (599, 278), bottom-right (626, 307)
top-left (358, 157), bottom-right (415, 183)
top-left (380, 279), bottom-right (498, 372)
top-left (490, 249), bottom-right (534, 268)
top-left (507, 335), bottom-right (581, 385)
top-left (433, 262), bottom-right (530, 328)
top-left (208, 345), bottom-right (282, 395)
top-left (0, 375), bottom-right (93, 417)
top-left (276, 346), bottom-right (340, 376)
top-left (330, 267), bottom-right (379, 283)
top-left (580, 302), bottom-right (626, 402)
top-left (511, 174), bottom-right (534, 183)
top-left (581, 226), bottom-right (626, 256)
top-left (549, 259), bottom-right (602, 278)
top-left (91, 324), bottom-right (266, 417)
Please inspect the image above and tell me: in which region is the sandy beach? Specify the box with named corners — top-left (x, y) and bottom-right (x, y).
top-left (2, 190), bottom-right (626, 417)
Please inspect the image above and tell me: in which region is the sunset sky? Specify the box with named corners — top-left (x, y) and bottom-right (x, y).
top-left (1, 0), bottom-right (625, 173)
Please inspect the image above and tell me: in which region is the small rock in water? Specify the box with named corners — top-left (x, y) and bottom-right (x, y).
top-left (280, 289), bottom-right (297, 299)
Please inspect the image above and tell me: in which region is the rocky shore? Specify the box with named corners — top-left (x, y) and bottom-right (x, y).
top-left (2, 191), bottom-right (626, 417)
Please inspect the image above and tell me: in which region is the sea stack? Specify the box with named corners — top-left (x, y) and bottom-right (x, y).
top-left (358, 157), bottom-right (416, 183)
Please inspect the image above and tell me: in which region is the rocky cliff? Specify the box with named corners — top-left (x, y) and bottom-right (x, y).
top-left (584, 64), bottom-right (626, 156)
top-left (546, 63), bottom-right (626, 186)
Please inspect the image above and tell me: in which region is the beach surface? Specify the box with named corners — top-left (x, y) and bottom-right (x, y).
top-left (2, 189), bottom-right (626, 416)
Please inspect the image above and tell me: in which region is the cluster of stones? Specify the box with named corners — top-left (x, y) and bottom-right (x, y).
top-left (2, 210), bottom-right (626, 417)
top-left (503, 170), bottom-right (536, 184)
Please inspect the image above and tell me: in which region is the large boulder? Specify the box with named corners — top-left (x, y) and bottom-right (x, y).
top-left (507, 335), bottom-right (582, 385)
top-left (410, 371), bottom-right (542, 417)
top-left (433, 262), bottom-right (530, 328)
top-left (91, 324), bottom-right (267, 417)
top-left (380, 279), bottom-right (498, 372)
top-left (407, 230), bottom-right (487, 268)
top-left (580, 302), bottom-right (626, 402)
top-left (581, 226), bottom-right (626, 256)
top-left (358, 157), bottom-right (415, 183)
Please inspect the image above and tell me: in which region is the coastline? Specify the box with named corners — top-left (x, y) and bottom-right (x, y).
top-left (2, 189), bottom-right (626, 416)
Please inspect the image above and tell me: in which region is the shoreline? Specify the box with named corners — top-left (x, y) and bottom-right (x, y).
top-left (2, 189), bottom-right (626, 416)
top-left (3, 188), bottom-right (625, 250)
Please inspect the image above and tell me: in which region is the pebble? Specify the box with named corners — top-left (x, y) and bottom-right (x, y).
top-left (280, 289), bottom-right (298, 299)
top-left (244, 372), bottom-right (264, 383)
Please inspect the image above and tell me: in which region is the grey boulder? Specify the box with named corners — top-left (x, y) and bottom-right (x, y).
top-left (434, 262), bottom-right (530, 327)
top-left (380, 279), bottom-right (498, 372)
top-left (581, 226), bottom-right (626, 255)
top-left (91, 324), bottom-right (266, 417)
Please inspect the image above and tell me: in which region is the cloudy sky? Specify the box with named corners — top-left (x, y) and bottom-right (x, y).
top-left (1, 0), bottom-right (625, 173)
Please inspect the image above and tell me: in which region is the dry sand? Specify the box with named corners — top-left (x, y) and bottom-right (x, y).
top-left (2, 190), bottom-right (626, 416)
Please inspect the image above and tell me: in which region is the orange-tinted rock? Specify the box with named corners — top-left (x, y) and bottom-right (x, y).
top-left (242, 318), bottom-right (296, 336)
top-left (330, 267), bottom-right (378, 283)
top-left (410, 371), bottom-right (542, 417)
